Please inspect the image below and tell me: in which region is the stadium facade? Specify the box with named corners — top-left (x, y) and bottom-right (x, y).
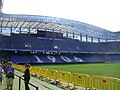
top-left (0, 1), bottom-right (120, 63)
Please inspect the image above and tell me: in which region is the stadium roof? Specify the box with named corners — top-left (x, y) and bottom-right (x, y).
top-left (0, 13), bottom-right (120, 40)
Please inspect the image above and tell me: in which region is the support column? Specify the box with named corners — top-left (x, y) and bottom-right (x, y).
top-left (86, 35), bottom-right (88, 42)
top-left (73, 32), bottom-right (74, 39)
top-left (28, 27), bottom-right (30, 36)
top-left (80, 33), bottom-right (82, 41)
top-left (91, 37), bottom-right (93, 42)
top-left (10, 26), bottom-right (12, 34)
top-left (60, 29), bottom-right (61, 33)
top-left (106, 39), bottom-right (108, 42)
top-left (19, 27), bottom-right (21, 36)
top-left (66, 30), bottom-right (68, 38)
top-left (98, 38), bottom-right (100, 43)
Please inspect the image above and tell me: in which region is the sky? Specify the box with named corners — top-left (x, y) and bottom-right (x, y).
top-left (2, 0), bottom-right (120, 32)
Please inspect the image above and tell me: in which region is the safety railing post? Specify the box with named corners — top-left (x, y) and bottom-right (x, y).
top-left (36, 86), bottom-right (39, 90)
top-left (19, 77), bottom-right (21, 90)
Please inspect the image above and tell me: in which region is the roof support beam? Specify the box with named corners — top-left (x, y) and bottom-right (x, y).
top-left (20, 21), bottom-right (27, 28)
top-left (13, 20), bottom-right (21, 31)
top-left (4, 20), bottom-right (9, 30)
top-left (32, 22), bottom-right (40, 29)
top-left (24, 21), bottom-right (31, 28)
top-left (29, 22), bottom-right (35, 28)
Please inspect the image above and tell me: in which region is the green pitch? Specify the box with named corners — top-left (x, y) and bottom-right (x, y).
top-left (33, 63), bottom-right (120, 79)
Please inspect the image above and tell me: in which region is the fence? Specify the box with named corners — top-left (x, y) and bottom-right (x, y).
top-left (71, 73), bottom-right (91, 89)
top-left (91, 76), bottom-right (120, 90)
top-left (13, 64), bottom-right (120, 90)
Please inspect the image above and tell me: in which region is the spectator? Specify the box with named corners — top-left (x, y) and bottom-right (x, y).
top-left (2, 61), bottom-right (8, 86)
top-left (0, 63), bottom-right (4, 84)
top-left (23, 63), bottom-right (30, 90)
top-left (1, 60), bottom-right (7, 70)
top-left (6, 61), bottom-right (14, 90)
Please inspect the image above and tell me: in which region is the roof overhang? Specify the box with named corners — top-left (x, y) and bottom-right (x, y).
top-left (0, 13), bottom-right (120, 40)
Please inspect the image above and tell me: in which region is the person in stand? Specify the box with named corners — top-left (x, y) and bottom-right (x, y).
top-left (23, 63), bottom-right (30, 90)
top-left (5, 61), bottom-right (14, 90)
top-left (0, 62), bottom-right (4, 84)
top-left (1, 60), bottom-right (8, 87)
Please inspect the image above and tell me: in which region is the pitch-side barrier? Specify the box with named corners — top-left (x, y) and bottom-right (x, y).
top-left (13, 64), bottom-right (120, 90)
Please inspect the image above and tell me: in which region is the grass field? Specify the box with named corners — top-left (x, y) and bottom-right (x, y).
top-left (33, 63), bottom-right (120, 79)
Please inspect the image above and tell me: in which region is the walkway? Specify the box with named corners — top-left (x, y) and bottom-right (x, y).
top-left (1, 70), bottom-right (86, 90)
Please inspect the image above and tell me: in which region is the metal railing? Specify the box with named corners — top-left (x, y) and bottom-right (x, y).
top-left (15, 74), bottom-right (39, 90)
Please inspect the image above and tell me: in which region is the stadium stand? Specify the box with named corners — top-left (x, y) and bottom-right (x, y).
top-left (0, 32), bottom-right (120, 64)
top-left (1, 34), bottom-right (120, 53)
top-left (0, 13), bottom-right (120, 64)
top-left (9, 54), bottom-right (82, 63)
top-left (9, 52), bottom-right (120, 64)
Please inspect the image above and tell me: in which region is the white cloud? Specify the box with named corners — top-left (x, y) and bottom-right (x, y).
top-left (2, 0), bottom-right (120, 32)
